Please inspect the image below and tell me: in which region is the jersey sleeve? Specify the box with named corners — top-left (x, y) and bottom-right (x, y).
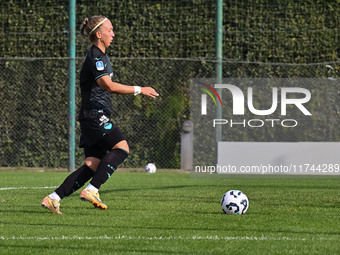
top-left (88, 55), bottom-right (110, 80)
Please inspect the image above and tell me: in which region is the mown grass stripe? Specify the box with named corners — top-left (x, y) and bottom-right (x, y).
top-left (0, 235), bottom-right (338, 241)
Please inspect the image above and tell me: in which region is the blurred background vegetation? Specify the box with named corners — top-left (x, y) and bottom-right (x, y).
top-left (0, 0), bottom-right (339, 168)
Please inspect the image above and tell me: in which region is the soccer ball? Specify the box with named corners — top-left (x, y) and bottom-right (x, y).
top-left (221, 190), bottom-right (249, 215)
top-left (145, 163), bottom-right (157, 173)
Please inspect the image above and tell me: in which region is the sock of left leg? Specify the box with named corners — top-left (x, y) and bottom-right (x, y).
top-left (90, 148), bottom-right (129, 189)
top-left (86, 183), bottom-right (98, 192)
top-left (55, 165), bottom-right (94, 199)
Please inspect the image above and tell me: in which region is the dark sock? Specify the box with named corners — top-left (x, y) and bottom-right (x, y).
top-left (90, 148), bottom-right (129, 189)
top-left (55, 165), bottom-right (94, 199)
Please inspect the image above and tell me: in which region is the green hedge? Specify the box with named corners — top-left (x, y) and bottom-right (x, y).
top-left (0, 0), bottom-right (339, 168)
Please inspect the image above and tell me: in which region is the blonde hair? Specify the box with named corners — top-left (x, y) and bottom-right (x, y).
top-left (80, 16), bottom-right (107, 42)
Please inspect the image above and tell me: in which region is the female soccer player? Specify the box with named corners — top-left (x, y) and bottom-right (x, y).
top-left (41, 16), bottom-right (159, 214)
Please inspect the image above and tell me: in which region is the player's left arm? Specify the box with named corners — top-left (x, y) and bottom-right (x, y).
top-left (96, 75), bottom-right (159, 98)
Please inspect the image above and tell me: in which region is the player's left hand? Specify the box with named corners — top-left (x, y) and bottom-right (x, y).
top-left (141, 87), bottom-right (159, 98)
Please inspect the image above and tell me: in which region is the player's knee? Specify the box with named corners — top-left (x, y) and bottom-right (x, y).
top-left (84, 157), bottom-right (101, 171)
top-left (113, 140), bottom-right (129, 154)
top-left (121, 142), bottom-right (129, 154)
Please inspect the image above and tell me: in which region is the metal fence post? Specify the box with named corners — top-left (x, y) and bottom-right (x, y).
top-left (215, 0), bottom-right (223, 143)
top-left (68, 0), bottom-right (76, 171)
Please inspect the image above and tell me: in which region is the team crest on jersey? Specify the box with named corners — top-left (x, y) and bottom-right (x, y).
top-left (96, 61), bottom-right (104, 71)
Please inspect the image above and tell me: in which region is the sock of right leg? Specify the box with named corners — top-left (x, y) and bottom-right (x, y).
top-left (48, 192), bottom-right (61, 201)
top-left (55, 165), bottom-right (94, 199)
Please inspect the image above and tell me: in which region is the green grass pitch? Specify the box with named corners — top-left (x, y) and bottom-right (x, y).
top-left (0, 171), bottom-right (339, 254)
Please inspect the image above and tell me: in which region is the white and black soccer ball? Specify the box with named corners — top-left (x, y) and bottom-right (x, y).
top-left (221, 190), bottom-right (249, 215)
top-left (145, 163), bottom-right (157, 173)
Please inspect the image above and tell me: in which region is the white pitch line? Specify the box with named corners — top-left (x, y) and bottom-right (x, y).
top-left (0, 235), bottom-right (338, 241)
top-left (0, 186), bottom-right (57, 191)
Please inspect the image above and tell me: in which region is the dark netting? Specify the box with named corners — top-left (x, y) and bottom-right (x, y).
top-left (0, 0), bottom-right (338, 168)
